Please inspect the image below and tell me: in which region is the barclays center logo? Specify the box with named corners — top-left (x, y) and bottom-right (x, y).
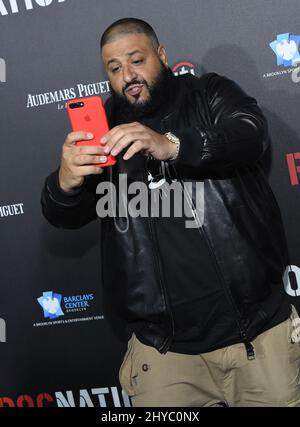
top-left (37, 291), bottom-right (64, 320)
top-left (37, 291), bottom-right (96, 322)
top-left (34, 291), bottom-right (101, 328)
top-left (270, 33), bottom-right (300, 67)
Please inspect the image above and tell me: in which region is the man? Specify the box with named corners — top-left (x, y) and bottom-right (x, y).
top-left (41, 18), bottom-right (300, 407)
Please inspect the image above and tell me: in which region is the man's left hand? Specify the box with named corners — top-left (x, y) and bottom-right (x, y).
top-left (101, 122), bottom-right (176, 161)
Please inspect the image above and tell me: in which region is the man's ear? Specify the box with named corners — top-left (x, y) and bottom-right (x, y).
top-left (157, 45), bottom-right (168, 67)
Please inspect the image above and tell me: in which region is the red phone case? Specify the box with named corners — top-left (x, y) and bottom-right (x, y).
top-left (66, 96), bottom-right (116, 167)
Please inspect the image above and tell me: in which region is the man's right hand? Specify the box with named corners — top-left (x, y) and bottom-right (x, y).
top-left (58, 131), bottom-right (108, 193)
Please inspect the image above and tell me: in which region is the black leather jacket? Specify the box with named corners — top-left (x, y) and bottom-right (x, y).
top-left (41, 72), bottom-right (291, 356)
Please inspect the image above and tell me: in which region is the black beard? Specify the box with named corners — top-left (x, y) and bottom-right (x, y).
top-left (110, 63), bottom-right (172, 122)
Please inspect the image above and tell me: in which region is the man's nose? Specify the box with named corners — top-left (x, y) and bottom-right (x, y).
top-left (122, 64), bottom-right (138, 83)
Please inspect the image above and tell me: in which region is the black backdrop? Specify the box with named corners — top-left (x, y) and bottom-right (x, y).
top-left (0, 0), bottom-right (299, 407)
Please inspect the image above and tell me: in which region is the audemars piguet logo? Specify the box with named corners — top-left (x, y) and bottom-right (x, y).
top-left (0, 0), bottom-right (66, 16)
top-left (0, 203), bottom-right (24, 218)
top-left (26, 80), bottom-right (111, 109)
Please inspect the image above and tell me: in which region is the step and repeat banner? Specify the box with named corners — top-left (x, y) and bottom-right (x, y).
top-left (0, 0), bottom-right (299, 407)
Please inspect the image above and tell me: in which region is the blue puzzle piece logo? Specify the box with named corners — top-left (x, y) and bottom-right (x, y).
top-left (37, 291), bottom-right (64, 319)
top-left (270, 33), bottom-right (300, 67)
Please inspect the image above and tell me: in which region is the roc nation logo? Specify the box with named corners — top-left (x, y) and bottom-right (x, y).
top-left (172, 61), bottom-right (196, 76)
top-left (0, 0), bottom-right (66, 16)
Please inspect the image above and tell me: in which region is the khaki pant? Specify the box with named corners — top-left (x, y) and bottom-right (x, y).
top-left (119, 305), bottom-right (300, 407)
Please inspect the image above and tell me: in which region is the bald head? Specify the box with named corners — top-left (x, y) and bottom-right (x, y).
top-left (100, 18), bottom-right (160, 50)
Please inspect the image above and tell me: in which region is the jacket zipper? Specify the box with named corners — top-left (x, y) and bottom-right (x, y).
top-left (177, 175), bottom-right (255, 360)
top-left (141, 112), bottom-right (177, 354)
top-left (147, 213), bottom-right (175, 353)
top-left (160, 116), bottom-right (255, 360)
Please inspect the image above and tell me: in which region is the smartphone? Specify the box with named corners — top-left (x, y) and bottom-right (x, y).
top-left (66, 96), bottom-right (116, 167)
